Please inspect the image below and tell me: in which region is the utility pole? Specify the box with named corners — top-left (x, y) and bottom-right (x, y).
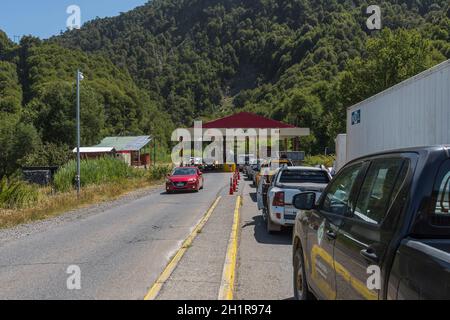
top-left (76, 70), bottom-right (83, 198)
top-left (153, 137), bottom-right (157, 166)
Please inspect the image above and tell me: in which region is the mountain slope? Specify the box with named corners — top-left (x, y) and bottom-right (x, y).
top-left (0, 31), bottom-right (173, 176)
top-left (0, 0), bottom-right (449, 176)
top-left (53, 0), bottom-right (449, 125)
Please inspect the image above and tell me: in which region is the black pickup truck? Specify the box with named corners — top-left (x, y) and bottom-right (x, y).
top-left (292, 146), bottom-right (450, 300)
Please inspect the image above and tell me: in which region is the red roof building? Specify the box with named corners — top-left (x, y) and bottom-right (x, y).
top-left (202, 112), bottom-right (296, 129)
top-left (194, 112), bottom-right (310, 139)
top-left (181, 112), bottom-right (310, 162)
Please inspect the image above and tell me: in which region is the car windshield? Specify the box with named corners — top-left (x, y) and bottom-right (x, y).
top-left (279, 170), bottom-right (330, 184)
top-left (173, 168), bottom-right (197, 176)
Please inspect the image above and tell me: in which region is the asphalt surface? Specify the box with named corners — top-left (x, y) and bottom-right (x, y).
top-left (153, 174), bottom-right (295, 300)
top-left (0, 173), bottom-right (229, 300)
top-left (235, 178), bottom-right (294, 300)
top-left (156, 196), bottom-right (238, 300)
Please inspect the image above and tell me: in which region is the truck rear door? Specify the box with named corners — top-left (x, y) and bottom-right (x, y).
top-left (334, 157), bottom-right (410, 300)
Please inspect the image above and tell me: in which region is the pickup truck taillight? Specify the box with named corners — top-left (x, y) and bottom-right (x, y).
top-left (273, 192), bottom-right (285, 207)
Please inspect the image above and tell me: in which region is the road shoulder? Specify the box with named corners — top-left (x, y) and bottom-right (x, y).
top-left (235, 179), bottom-right (294, 300)
top-left (0, 184), bottom-right (163, 246)
top-left (155, 195), bottom-right (239, 300)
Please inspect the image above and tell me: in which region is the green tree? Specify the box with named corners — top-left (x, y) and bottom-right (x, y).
top-left (0, 61), bottom-right (22, 114)
top-left (21, 142), bottom-right (72, 167)
top-left (326, 28), bottom-right (445, 141)
top-left (0, 114), bottom-right (41, 176)
top-left (29, 81), bottom-right (105, 146)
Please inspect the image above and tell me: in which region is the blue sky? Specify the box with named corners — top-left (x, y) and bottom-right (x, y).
top-left (0, 0), bottom-right (148, 41)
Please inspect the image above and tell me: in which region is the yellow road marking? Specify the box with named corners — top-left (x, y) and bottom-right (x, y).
top-left (218, 196), bottom-right (242, 300)
top-left (144, 196), bottom-right (222, 300)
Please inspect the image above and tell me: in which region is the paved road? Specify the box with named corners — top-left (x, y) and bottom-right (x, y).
top-left (156, 196), bottom-right (237, 300)
top-left (0, 173), bottom-right (229, 300)
top-left (235, 178), bottom-right (294, 300)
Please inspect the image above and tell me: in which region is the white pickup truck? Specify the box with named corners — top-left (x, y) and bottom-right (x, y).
top-left (259, 166), bottom-right (331, 233)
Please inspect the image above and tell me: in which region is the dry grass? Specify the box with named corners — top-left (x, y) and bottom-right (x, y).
top-left (0, 177), bottom-right (163, 230)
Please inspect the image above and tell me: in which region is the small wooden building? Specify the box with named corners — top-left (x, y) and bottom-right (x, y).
top-left (93, 136), bottom-right (152, 167)
top-left (72, 147), bottom-right (116, 159)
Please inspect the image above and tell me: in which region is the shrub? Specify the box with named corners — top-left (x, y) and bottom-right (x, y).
top-left (303, 155), bottom-right (335, 168)
top-left (53, 157), bottom-right (142, 192)
top-left (148, 164), bottom-right (172, 180)
top-left (21, 142), bottom-right (73, 167)
top-left (0, 177), bottom-right (41, 209)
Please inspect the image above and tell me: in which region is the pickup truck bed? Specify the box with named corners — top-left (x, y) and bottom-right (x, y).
top-left (390, 238), bottom-right (450, 300)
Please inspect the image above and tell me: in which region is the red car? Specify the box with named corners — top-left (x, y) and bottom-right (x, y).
top-left (166, 167), bottom-right (204, 193)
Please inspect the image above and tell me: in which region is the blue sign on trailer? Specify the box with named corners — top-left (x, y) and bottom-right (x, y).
top-left (351, 109), bottom-right (361, 125)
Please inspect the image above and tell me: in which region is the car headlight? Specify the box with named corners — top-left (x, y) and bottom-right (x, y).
top-left (189, 178), bottom-right (197, 183)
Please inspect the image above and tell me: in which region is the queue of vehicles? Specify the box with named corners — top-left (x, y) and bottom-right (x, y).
top-left (169, 143), bottom-right (450, 300)
top-left (301, 60), bottom-right (450, 300)
top-left (248, 146), bottom-right (450, 300)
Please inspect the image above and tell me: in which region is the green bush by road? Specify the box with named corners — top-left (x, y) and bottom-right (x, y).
top-left (0, 157), bottom-right (172, 210)
top-left (54, 157), bottom-right (142, 193)
top-left (303, 155), bottom-right (335, 168)
top-left (0, 177), bottom-right (41, 209)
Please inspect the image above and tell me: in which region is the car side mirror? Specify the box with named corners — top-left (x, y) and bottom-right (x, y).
top-left (293, 192), bottom-right (316, 210)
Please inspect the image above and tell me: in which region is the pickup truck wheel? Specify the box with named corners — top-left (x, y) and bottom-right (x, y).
top-left (293, 248), bottom-right (313, 300)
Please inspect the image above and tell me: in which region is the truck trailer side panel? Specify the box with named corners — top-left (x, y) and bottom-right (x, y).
top-left (346, 60), bottom-right (450, 162)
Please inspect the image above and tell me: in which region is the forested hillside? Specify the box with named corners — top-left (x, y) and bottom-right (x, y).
top-left (1, 0), bottom-right (449, 176)
top-left (53, 0), bottom-right (450, 151)
top-left (0, 31), bottom-right (172, 176)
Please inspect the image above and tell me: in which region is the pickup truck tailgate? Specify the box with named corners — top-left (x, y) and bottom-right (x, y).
top-left (283, 186), bottom-right (323, 221)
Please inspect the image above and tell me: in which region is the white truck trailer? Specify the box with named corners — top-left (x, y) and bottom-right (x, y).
top-left (335, 59), bottom-right (450, 171)
top-left (334, 134), bottom-right (347, 173)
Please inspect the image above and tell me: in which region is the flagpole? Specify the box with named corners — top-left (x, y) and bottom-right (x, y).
top-left (76, 70), bottom-right (81, 199)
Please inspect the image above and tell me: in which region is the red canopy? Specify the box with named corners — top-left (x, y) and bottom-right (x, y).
top-left (202, 112), bottom-right (295, 129)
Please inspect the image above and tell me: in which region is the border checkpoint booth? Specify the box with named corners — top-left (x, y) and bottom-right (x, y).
top-left (186, 112), bottom-right (310, 170)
